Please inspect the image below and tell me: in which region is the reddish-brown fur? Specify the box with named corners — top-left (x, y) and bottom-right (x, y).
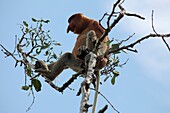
top-left (35, 13), bottom-right (110, 81)
top-left (67, 13), bottom-right (109, 69)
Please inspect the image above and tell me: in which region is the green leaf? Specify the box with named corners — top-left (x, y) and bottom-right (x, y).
top-left (111, 70), bottom-right (120, 85)
top-left (53, 42), bottom-right (61, 46)
top-left (104, 76), bottom-right (109, 82)
top-left (113, 70), bottom-right (120, 77)
top-left (32, 79), bottom-right (42, 92)
top-left (25, 28), bottom-right (29, 33)
top-left (44, 50), bottom-right (49, 56)
top-left (106, 40), bottom-right (111, 46)
top-left (41, 44), bottom-right (50, 50)
top-left (111, 76), bottom-right (116, 85)
top-left (53, 53), bottom-right (57, 59)
top-left (111, 44), bottom-right (121, 54)
top-left (23, 21), bottom-right (28, 27)
top-left (32, 18), bottom-right (37, 22)
top-left (111, 44), bottom-right (119, 50)
top-left (114, 51), bottom-right (121, 54)
top-left (26, 66), bottom-right (32, 77)
top-left (21, 86), bottom-right (29, 91)
top-left (113, 58), bottom-right (119, 66)
top-left (36, 48), bottom-right (41, 54)
top-left (43, 20), bottom-right (50, 23)
top-left (50, 47), bottom-right (53, 50)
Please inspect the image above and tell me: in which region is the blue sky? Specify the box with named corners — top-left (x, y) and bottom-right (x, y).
top-left (0, 0), bottom-right (170, 113)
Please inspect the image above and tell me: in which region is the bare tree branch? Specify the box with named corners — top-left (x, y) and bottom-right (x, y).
top-left (151, 10), bottom-right (170, 51)
top-left (161, 37), bottom-right (170, 51)
top-left (98, 105), bottom-right (108, 113)
top-left (107, 33), bottom-right (170, 55)
top-left (26, 88), bottom-right (35, 112)
top-left (91, 88), bottom-right (120, 113)
top-left (96, 0), bottom-right (145, 55)
top-left (125, 12), bottom-right (145, 20)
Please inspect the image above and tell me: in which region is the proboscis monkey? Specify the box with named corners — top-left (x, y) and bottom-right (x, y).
top-left (35, 13), bottom-right (109, 81)
top-left (35, 13), bottom-right (109, 113)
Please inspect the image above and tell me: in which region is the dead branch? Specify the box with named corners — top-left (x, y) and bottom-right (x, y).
top-left (98, 105), bottom-right (108, 113)
top-left (162, 37), bottom-right (170, 51)
top-left (26, 88), bottom-right (35, 112)
top-left (151, 10), bottom-right (170, 51)
top-left (125, 12), bottom-right (145, 20)
top-left (107, 0), bottom-right (123, 27)
top-left (96, 0), bottom-right (145, 54)
top-left (107, 33), bottom-right (170, 55)
top-left (119, 33), bottom-right (135, 45)
top-left (90, 88), bottom-right (120, 113)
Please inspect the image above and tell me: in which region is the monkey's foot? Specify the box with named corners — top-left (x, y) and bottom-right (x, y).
top-left (35, 60), bottom-right (49, 70)
top-left (34, 60), bottom-right (51, 75)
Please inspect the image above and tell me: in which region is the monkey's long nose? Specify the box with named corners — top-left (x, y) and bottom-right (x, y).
top-left (66, 25), bottom-right (70, 33)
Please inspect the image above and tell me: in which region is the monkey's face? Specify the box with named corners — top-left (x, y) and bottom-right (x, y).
top-left (67, 13), bottom-right (87, 34)
top-left (67, 20), bottom-right (79, 34)
top-left (67, 18), bottom-right (83, 34)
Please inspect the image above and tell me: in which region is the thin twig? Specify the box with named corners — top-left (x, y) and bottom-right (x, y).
top-left (99, 12), bottom-right (108, 30)
top-left (26, 88), bottom-right (35, 112)
top-left (151, 10), bottom-right (170, 51)
top-left (107, 0), bottom-right (122, 27)
top-left (43, 70), bottom-right (85, 93)
top-left (30, 73), bottom-right (41, 80)
top-left (119, 33), bottom-right (135, 45)
top-left (0, 44), bottom-right (24, 64)
top-left (151, 10), bottom-right (158, 34)
top-left (97, 1), bottom-right (145, 53)
top-left (125, 12), bottom-right (145, 20)
top-left (107, 33), bottom-right (170, 54)
top-left (162, 37), bottom-right (170, 51)
top-left (95, 4), bottom-right (126, 53)
top-left (90, 88), bottom-right (120, 113)
top-left (12, 35), bottom-right (17, 54)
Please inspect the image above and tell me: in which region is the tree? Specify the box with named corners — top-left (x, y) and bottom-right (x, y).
top-left (0, 0), bottom-right (169, 113)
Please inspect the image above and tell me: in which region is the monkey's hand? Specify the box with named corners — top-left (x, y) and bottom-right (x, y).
top-left (95, 55), bottom-right (108, 70)
top-left (77, 46), bottom-right (89, 60)
top-left (34, 60), bottom-right (51, 75)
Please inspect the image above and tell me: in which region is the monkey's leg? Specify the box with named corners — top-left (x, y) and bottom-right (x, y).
top-left (48, 52), bottom-right (84, 81)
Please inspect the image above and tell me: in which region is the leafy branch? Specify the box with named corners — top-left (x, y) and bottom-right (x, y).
top-left (0, 18), bottom-right (61, 111)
